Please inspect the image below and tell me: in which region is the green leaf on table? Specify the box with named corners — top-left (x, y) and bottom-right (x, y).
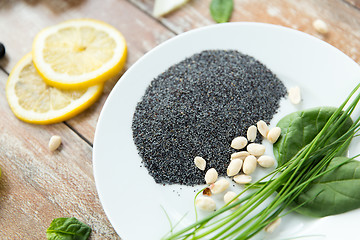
top-left (210, 0), bottom-right (234, 23)
top-left (294, 157), bottom-right (360, 217)
top-left (273, 107), bottom-right (353, 166)
top-left (46, 217), bottom-right (91, 240)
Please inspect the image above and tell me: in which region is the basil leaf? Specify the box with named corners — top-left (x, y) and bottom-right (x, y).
top-left (46, 217), bottom-right (91, 240)
top-left (294, 157), bottom-right (360, 217)
top-left (273, 107), bottom-right (353, 166)
top-left (210, 0), bottom-right (234, 23)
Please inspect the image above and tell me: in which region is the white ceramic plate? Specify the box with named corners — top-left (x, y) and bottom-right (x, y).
top-left (93, 22), bottom-right (360, 240)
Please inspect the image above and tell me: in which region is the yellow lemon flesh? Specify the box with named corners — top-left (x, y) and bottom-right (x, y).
top-left (32, 19), bottom-right (127, 89)
top-left (6, 53), bottom-right (103, 124)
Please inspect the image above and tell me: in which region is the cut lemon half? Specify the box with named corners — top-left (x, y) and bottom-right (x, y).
top-left (6, 53), bottom-right (103, 124)
top-left (33, 19), bottom-right (127, 89)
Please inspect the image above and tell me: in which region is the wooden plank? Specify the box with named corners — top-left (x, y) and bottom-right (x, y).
top-left (0, 0), bottom-right (175, 142)
top-left (0, 0), bottom-right (174, 71)
top-left (0, 1), bottom-right (358, 239)
top-left (130, 0), bottom-right (360, 64)
top-left (344, 0), bottom-right (360, 9)
top-left (0, 71), bottom-right (119, 239)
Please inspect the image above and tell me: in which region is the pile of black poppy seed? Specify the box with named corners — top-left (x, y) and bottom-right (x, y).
top-left (132, 50), bottom-right (287, 186)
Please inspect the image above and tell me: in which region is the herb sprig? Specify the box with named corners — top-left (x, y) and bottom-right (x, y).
top-left (210, 0), bottom-right (234, 23)
top-left (46, 217), bottom-right (91, 240)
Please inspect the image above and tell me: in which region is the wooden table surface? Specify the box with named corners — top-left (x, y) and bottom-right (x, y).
top-left (1, 0), bottom-right (360, 239)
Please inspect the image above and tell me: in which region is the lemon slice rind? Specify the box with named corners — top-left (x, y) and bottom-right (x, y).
top-left (6, 53), bottom-right (103, 124)
top-left (32, 19), bottom-right (127, 89)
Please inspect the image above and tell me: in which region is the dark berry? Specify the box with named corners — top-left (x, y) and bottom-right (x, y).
top-left (0, 43), bottom-right (5, 59)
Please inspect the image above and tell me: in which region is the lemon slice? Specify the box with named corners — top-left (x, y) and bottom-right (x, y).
top-left (6, 53), bottom-right (103, 124)
top-left (33, 19), bottom-right (127, 89)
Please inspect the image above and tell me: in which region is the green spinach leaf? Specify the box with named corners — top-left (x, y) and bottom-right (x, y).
top-left (273, 107), bottom-right (353, 166)
top-left (46, 217), bottom-right (91, 240)
top-left (210, 0), bottom-right (234, 23)
top-left (294, 157), bottom-right (360, 217)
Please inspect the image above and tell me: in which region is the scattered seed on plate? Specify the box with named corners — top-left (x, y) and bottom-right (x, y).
top-left (203, 187), bottom-right (212, 196)
top-left (247, 125), bottom-right (257, 142)
top-left (195, 196), bottom-right (216, 211)
top-left (265, 218), bottom-right (282, 233)
top-left (313, 19), bottom-right (328, 34)
top-left (210, 178), bottom-right (230, 194)
top-left (243, 155), bottom-right (257, 175)
top-left (227, 158), bottom-right (243, 176)
top-left (194, 156), bottom-right (206, 170)
top-left (247, 143), bottom-right (266, 156)
top-left (267, 127), bottom-right (281, 144)
top-left (231, 151), bottom-right (250, 160)
top-left (205, 168), bottom-right (218, 184)
top-left (224, 191), bottom-right (238, 204)
top-left (49, 135), bottom-right (62, 151)
top-left (231, 136), bottom-right (248, 150)
top-left (257, 155), bottom-right (276, 168)
top-left (257, 120), bottom-right (269, 138)
top-left (233, 174), bottom-right (252, 184)
top-left (288, 86), bottom-right (301, 104)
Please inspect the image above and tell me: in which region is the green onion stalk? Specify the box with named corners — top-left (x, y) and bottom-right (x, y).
top-left (162, 82), bottom-right (360, 240)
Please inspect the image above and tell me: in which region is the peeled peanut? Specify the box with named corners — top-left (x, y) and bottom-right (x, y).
top-left (247, 125), bottom-right (257, 142)
top-left (227, 158), bottom-right (243, 176)
top-left (49, 135), bottom-right (62, 151)
top-left (267, 127), bottom-right (281, 144)
top-left (231, 136), bottom-right (248, 150)
top-left (243, 155), bottom-right (257, 175)
top-left (247, 143), bottom-right (265, 156)
top-left (195, 197), bottom-right (216, 211)
top-left (210, 179), bottom-right (230, 194)
top-left (313, 19), bottom-right (328, 34)
top-left (231, 151), bottom-right (250, 160)
top-left (194, 156), bottom-right (206, 170)
top-left (265, 218), bottom-right (281, 233)
top-left (205, 168), bottom-right (218, 184)
top-left (257, 120), bottom-right (269, 138)
top-left (288, 86), bottom-right (301, 105)
top-left (224, 191), bottom-right (238, 204)
top-left (257, 155), bottom-right (276, 168)
top-left (233, 174), bottom-right (252, 184)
